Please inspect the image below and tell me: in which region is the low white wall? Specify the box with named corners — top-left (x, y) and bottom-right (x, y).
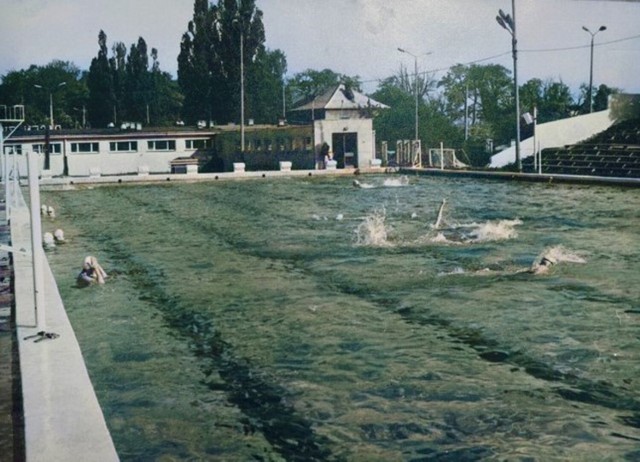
top-left (490, 109), bottom-right (615, 168)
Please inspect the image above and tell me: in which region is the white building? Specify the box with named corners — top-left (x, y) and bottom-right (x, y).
top-left (291, 84), bottom-right (389, 169)
top-left (2, 127), bottom-right (214, 177)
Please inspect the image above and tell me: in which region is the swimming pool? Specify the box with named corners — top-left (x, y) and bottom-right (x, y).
top-left (43, 174), bottom-right (640, 460)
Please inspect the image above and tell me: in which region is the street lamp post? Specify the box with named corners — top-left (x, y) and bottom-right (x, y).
top-left (240, 30), bottom-right (245, 152)
top-left (582, 25), bottom-right (606, 113)
top-left (34, 81), bottom-right (67, 129)
top-left (233, 13), bottom-right (245, 152)
top-left (496, 1), bottom-right (522, 172)
top-left (397, 48), bottom-right (432, 143)
top-left (34, 81), bottom-right (66, 170)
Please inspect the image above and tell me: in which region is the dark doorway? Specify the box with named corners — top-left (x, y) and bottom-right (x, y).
top-left (332, 132), bottom-right (358, 168)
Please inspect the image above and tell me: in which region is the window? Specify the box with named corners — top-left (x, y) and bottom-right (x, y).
top-left (33, 143), bottom-right (62, 154)
top-left (185, 139), bottom-right (209, 150)
top-left (3, 145), bottom-right (21, 155)
top-left (71, 142), bottom-right (99, 153)
top-left (147, 140), bottom-right (176, 151)
top-left (109, 141), bottom-right (138, 152)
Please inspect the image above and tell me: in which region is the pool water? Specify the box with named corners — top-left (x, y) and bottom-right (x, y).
top-left (42, 175), bottom-right (640, 460)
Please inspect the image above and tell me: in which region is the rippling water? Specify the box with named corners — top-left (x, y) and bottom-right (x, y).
top-left (42, 175), bottom-right (640, 461)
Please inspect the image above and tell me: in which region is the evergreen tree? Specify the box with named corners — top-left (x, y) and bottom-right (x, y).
top-left (178, 0), bottom-right (269, 125)
top-left (125, 37), bottom-right (151, 122)
top-left (87, 30), bottom-right (115, 127)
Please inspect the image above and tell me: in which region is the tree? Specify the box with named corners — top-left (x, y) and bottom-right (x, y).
top-left (87, 30), bottom-right (181, 127)
top-left (540, 80), bottom-right (574, 123)
top-left (288, 68), bottom-right (361, 106)
top-left (247, 48), bottom-right (287, 124)
top-left (125, 37), bottom-right (151, 122)
top-left (0, 61), bottom-right (87, 128)
top-left (88, 30), bottom-right (115, 127)
top-left (372, 74), bottom-right (462, 157)
top-left (178, 0), bottom-right (269, 125)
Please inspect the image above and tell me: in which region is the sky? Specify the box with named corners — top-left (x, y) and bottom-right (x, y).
top-left (1, 0), bottom-right (639, 96)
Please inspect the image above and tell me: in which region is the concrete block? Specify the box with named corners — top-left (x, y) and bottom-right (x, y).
top-left (233, 162), bottom-right (246, 173)
top-left (370, 158), bottom-right (382, 168)
top-left (279, 161), bottom-right (292, 172)
top-left (89, 167), bottom-right (101, 178)
top-left (137, 165), bottom-right (150, 176)
top-left (326, 160), bottom-right (337, 170)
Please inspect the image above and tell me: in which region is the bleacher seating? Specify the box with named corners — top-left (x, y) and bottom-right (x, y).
top-left (524, 118), bottom-right (640, 178)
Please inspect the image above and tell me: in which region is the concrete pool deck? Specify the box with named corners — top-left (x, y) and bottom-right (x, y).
top-left (5, 165), bottom-right (639, 460)
top-left (10, 191), bottom-right (118, 461)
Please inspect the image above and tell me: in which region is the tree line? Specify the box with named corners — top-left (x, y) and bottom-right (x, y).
top-left (0, 0), bottom-right (622, 165)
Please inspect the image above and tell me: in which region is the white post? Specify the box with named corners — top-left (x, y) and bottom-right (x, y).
top-left (533, 106), bottom-right (538, 174)
top-left (11, 151), bottom-right (19, 212)
top-left (440, 142), bottom-right (444, 170)
top-left (27, 151), bottom-right (46, 330)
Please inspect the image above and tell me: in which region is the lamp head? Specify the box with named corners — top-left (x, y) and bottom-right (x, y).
top-left (599, 25), bottom-right (607, 32)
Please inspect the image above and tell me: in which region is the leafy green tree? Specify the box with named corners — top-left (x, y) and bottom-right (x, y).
top-left (288, 68), bottom-right (361, 105)
top-left (247, 48), bottom-right (287, 124)
top-left (372, 75), bottom-right (462, 155)
top-left (577, 83), bottom-right (618, 113)
top-left (370, 79), bottom-right (415, 143)
top-left (0, 60), bottom-right (87, 128)
top-left (519, 78), bottom-right (544, 116)
top-left (593, 84), bottom-right (618, 112)
top-left (148, 48), bottom-right (184, 125)
top-left (540, 80), bottom-right (574, 123)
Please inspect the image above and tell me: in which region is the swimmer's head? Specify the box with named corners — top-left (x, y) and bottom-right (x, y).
top-left (540, 255), bottom-right (556, 266)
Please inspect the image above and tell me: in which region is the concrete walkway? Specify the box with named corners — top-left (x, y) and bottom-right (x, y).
top-left (11, 189), bottom-right (118, 461)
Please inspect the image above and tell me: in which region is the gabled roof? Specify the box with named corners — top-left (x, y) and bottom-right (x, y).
top-left (292, 84), bottom-right (389, 111)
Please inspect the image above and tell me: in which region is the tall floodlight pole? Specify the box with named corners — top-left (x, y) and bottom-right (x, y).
top-left (582, 25), bottom-right (606, 113)
top-left (397, 48), bottom-right (432, 143)
top-left (34, 81), bottom-right (67, 129)
top-left (496, 1), bottom-right (522, 172)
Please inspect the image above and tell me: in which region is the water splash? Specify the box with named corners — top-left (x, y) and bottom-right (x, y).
top-left (426, 218), bottom-right (522, 245)
top-left (352, 179), bottom-right (375, 189)
top-left (433, 199), bottom-right (447, 229)
top-left (534, 245), bottom-right (587, 266)
top-left (354, 208), bottom-right (392, 247)
top-left (463, 218), bottom-right (523, 243)
top-left (382, 176), bottom-right (410, 187)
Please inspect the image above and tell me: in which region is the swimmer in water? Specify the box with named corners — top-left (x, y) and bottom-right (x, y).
top-left (77, 256), bottom-right (108, 286)
top-left (529, 254), bottom-right (557, 274)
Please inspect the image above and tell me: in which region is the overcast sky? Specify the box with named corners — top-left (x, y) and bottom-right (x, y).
top-left (1, 0), bottom-right (639, 96)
